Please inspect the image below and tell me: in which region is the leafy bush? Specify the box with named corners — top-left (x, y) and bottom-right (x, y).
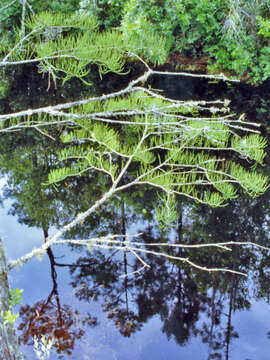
top-left (79, 0), bottom-right (125, 30)
top-left (1, 288), bottom-right (24, 329)
top-left (0, 0), bottom-right (81, 32)
top-left (121, 0), bottom-right (180, 52)
top-left (119, 0), bottom-right (270, 83)
top-left (2, 0), bottom-right (270, 83)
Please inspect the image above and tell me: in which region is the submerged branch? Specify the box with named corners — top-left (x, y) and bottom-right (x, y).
top-left (0, 66), bottom-right (237, 124)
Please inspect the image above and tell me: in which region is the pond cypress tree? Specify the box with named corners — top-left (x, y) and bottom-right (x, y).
top-left (0, 5), bottom-right (268, 270)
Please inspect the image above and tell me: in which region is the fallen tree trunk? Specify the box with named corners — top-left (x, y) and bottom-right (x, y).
top-left (0, 238), bottom-right (24, 360)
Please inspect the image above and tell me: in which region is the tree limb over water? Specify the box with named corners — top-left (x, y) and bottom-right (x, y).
top-left (7, 234), bottom-right (270, 277)
top-left (0, 4), bottom-right (269, 277)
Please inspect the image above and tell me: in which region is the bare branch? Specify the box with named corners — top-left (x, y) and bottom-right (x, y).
top-left (8, 226), bottom-right (269, 276)
top-left (152, 70), bottom-right (240, 82)
top-left (19, 0), bottom-right (26, 39)
top-left (127, 246), bottom-right (247, 276)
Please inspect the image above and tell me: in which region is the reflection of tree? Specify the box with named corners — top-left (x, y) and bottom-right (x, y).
top-left (70, 200), bottom-right (144, 337)
top-left (1, 125), bottom-right (269, 359)
top-left (68, 192), bottom-right (270, 358)
top-left (179, 193), bottom-right (270, 359)
top-left (199, 276), bottom-right (224, 360)
top-left (0, 127), bottom-right (157, 245)
top-left (69, 212), bottom-right (207, 344)
top-left (161, 269), bottom-right (201, 345)
top-left (3, 136), bottom-right (269, 359)
top-left (0, 131), bottom-right (97, 232)
top-left (1, 50), bottom-right (269, 360)
top-left (70, 236), bottom-right (208, 345)
top-left (18, 248), bottom-right (97, 357)
top-left (254, 251), bottom-right (270, 304)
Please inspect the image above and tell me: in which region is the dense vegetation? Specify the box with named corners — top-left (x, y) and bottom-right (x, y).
top-left (93, 0), bottom-right (270, 84)
top-left (2, 0), bottom-right (270, 83)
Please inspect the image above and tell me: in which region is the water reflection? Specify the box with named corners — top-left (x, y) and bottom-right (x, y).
top-left (0, 70), bottom-right (270, 359)
top-left (18, 247), bottom-right (97, 356)
top-left (6, 196), bottom-right (269, 360)
top-left (2, 173), bottom-right (268, 359)
top-left (66, 217), bottom-right (261, 360)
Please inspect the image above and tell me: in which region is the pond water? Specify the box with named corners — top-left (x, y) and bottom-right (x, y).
top-left (0, 67), bottom-right (270, 360)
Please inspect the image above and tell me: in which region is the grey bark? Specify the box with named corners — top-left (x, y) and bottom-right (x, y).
top-left (0, 238), bottom-right (24, 360)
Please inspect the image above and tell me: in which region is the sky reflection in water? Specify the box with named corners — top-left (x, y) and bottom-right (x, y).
top-left (1, 74), bottom-right (270, 360)
top-left (0, 190), bottom-right (269, 360)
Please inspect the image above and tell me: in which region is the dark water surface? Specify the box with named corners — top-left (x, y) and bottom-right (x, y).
top-left (0, 68), bottom-right (270, 360)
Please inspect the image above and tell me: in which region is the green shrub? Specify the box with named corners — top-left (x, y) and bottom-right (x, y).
top-left (0, 0), bottom-right (81, 32)
top-left (78, 0), bottom-right (125, 30)
top-left (121, 0), bottom-right (180, 52)
top-left (2, 0), bottom-right (270, 83)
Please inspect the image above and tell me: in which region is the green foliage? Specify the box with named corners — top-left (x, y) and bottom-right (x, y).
top-left (2, 288), bottom-right (24, 329)
top-left (9, 288), bottom-right (24, 307)
top-left (0, 70), bottom-right (10, 99)
top-left (2, 309), bottom-right (19, 326)
top-left (231, 134), bottom-right (267, 164)
top-left (78, 0), bottom-right (126, 30)
top-left (26, 11), bottom-right (97, 30)
top-left (14, 10), bottom-right (167, 84)
top-left (155, 193), bottom-right (178, 230)
top-left (0, 0), bottom-right (81, 34)
top-left (0, 0), bottom-right (23, 32)
top-left (230, 163), bottom-right (268, 197)
top-left (257, 16), bottom-right (270, 38)
top-left (45, 92), bottom-right (268, 221)
top-left (76, 91), bottom-right (173, 115)
top-left (81, 0), bottom-right (270, 83)
top-left (172, 0), bottom-right (225, 55)
top-left (183, 119), bottom-right (230, 147)
top-left (4, 0), bottom-right (270, 82)
top-left (170, 0), bottom-right (270, 83)
top-left (121, 0), bottom-right (179, 53)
